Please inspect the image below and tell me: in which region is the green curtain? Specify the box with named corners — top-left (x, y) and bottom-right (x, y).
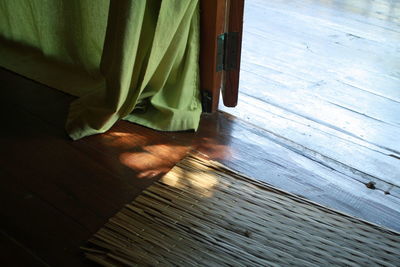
top-left (0, 0), bottom-right (202, 140)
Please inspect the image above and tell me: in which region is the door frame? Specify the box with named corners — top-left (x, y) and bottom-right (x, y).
top-left (200, 0), bottom-right (245, 112)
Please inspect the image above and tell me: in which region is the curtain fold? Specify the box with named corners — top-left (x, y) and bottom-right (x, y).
top-left (0, 0), bottom-right (202, 140)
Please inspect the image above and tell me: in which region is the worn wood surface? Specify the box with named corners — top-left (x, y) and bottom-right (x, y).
top-left (200, 0), bottom-right (226, 112)
top-left (222, 0), bottom-right (245, 107)
top-left (1, 0), bottom-right (400, 264)
top-left (1, 62), bottom-right (400, 265)
top-left (221, 0), bottom-right (400, 207)
top-left (0, 69), bottom-right (192, 266)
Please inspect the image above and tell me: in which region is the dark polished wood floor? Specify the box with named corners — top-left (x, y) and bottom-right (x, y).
top-left (1, 0), bottom-right (400, 266)
top-left (1, 68), bottom-right (399, 265)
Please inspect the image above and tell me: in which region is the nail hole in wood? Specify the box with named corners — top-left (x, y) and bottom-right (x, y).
top-left (365, 182), bottom-right (376, 190)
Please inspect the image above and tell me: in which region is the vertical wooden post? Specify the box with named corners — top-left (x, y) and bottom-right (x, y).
top-left (200, 0), bottom-right (244, 111)
top-left (222, 0), bottom-right (245, 107)
top-left (199, 0), bottom-right (227, 112)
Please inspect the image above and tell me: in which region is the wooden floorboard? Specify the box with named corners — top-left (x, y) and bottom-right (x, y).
top-left (221, 0), bottom-right (400, 205)
top-left (237, 69), bottom-right (400, 153)
top-left (0, 70), bottom-right (193, 265)
top-left (0, 169), bottom-right (90, 266)
top-left (1, 65), bottom-right (400, 265)
top-left (0, 227), bottom-right (48, 266)
top-left (194, 113), bottom-right (400, 230)
top-left (1, 1), bottom-right (400, 263)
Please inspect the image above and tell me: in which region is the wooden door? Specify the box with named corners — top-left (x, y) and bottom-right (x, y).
top-left (200, 0), bottom-right (245, 112)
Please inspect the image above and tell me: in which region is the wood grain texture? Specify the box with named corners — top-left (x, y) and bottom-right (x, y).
top-left (0, 69), bottom-right (193, 266)
top-left (0, 169), bottom-right (90, 266)
top-left (200, 0), bottom-right (226, 112)
top-left (1, 61), bottom-right (400, 265)
top-left (1, 2), bottom-right (400, 261)
top-left (0, 227), bottom-right (49, 266)
top-left (221, 0), bottom-right (400, 203)
top-left (222, 0), bottom-right (245, 107)
top-left (84, 153), bottom-right (400, 266)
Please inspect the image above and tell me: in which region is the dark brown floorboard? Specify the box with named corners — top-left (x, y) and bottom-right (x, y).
top-left (1, 66), bottom-right (400, 265)
top-left (0, 69), bottom-right (193, 265)
top-left (1, 218), bottom-right (49, 266)
top-left (2, 1), bottom-right (400, 258)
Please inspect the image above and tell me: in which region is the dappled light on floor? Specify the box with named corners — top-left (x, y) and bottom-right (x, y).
top-left (119, 144), bottom-right (190, 179)
top-left (196, 137), bottom-right (232, 161)
top-left (120, 151), bottom-right (171, 179)
top-left (161, 156), bottom-right (219, 198)
top-left (84, 153), bottom-right (400, 266)
top-left (99, 130), bottom-right (155, 148)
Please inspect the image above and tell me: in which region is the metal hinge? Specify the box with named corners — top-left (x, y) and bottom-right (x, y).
top-left (216, 32), bottom-right (239, 72)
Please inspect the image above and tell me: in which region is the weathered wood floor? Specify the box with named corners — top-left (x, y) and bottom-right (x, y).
top-left (221, 0), bottom-right (400, 229)
top-left (1, 0), bottom-right (400, 265)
